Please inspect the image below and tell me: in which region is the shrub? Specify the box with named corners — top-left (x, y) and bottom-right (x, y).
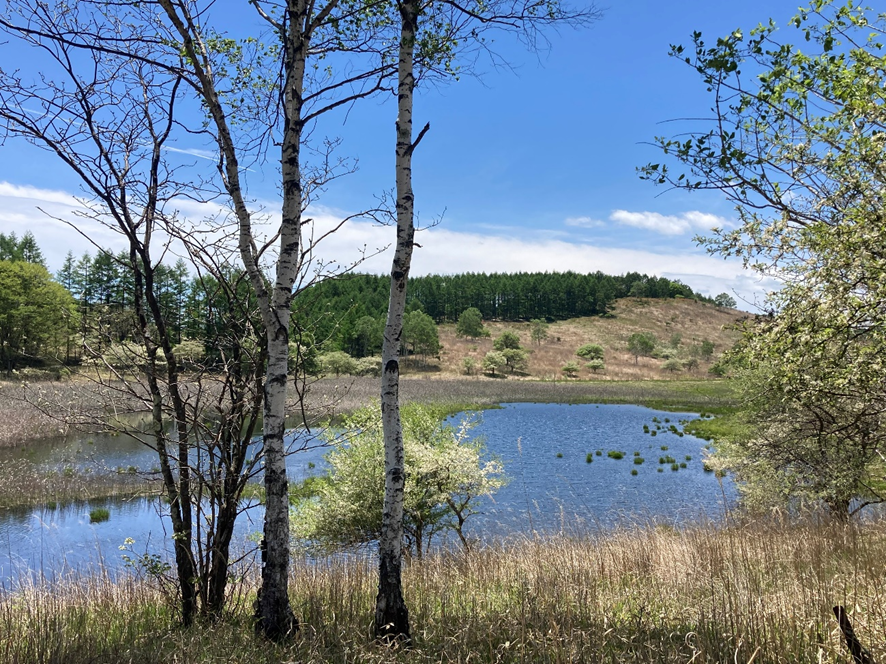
top-left (172, 339), bottom-right (206, 369)
top-left (631, 469), bottom-right (638, 476)
top-left (292, 404), bottom-right (506, 556)
top-left (576, 343), bottom-right (604, 360)
top-left (483, 350), bottom-right (507, 376)
top-left (585, 359), bottom-right (605, 374)
top-left (634, 457), bottom-right (645, 465)
top-left (493, 331), bottom-right (522, 351)
top-left (607, 450), bottom-right (624, 460)
top-left (462, 356), bottom-right (477, 376)
top-left (561, 361), bottom-right (581, 378)
top-left (319, 351), bottom-right (359, 376)
top-left (586, 453), bottom-right (593, 463)
top-left (662, 358), bottom-right (683, 373)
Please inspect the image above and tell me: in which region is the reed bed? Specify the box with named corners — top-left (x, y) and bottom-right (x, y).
top-left (2, 519), bottom-right (884, 663)
top-left (0, 459), bottom-right (150, 508)
top-left (304, 376), bottom-right (737, 417)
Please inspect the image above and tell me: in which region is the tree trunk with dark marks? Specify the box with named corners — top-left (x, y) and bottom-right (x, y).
top-left (376, 0), bottom-right (421, 644)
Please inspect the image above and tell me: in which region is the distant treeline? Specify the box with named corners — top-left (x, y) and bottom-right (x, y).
top-left (298, 272), bottom-right (712, 355)
top-left (0, 229), bottom-right (716, 370)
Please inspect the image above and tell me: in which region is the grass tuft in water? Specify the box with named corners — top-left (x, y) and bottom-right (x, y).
top-left (89, 507), bottom-right (110, 523)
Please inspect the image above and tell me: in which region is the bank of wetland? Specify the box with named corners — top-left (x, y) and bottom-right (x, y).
top-left (2, 519), bottom-right (883, 663)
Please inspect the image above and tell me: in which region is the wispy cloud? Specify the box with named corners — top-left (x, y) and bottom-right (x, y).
top-left (610, 210), bottom-right (731, 236)
top-left (0, 181), bottom-right (81, 207)
top-left (164, 146), bottom-right (218, 161)
top-left (0, 182), bottom-right (766, 309)
top-left (564, 216), bottom-right (605, 228)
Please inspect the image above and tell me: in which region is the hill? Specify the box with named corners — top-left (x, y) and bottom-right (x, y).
top-left (408, 297), bottom-right (747, 381)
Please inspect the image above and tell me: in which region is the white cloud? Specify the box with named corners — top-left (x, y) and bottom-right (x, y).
top-left (564, 216), bottom-right (604, 228)
top-left (0, 181), bottom-right (82, 207)
top-left (610, 209), bottom-right (732, 236)
top-left (0, 182), bottom-right (767, 309)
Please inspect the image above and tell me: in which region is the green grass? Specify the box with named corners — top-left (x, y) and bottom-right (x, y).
top-left (683, 411), bottom-right (747, 442)
top-left (89, 507), bottom-right (110, 523)
top-left (2, 520), bottom-right (884, 663)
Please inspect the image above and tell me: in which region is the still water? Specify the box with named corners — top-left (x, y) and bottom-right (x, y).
top-left (0, 403), bottom-right (733, 585)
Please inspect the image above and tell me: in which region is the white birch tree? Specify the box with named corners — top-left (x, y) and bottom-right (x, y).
top-left (154, 0), bottom-right (394, 638)
top-left (376, 0), bottom-right (600, 642)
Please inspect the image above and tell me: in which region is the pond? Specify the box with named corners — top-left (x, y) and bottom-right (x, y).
top-left (0, 403), bottom-right (733, 585)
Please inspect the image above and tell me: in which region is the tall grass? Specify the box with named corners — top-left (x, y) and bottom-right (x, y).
top-left (0, 459), bottom-right (149, 508)
top-left (2, 519), bottom-right (885, 663)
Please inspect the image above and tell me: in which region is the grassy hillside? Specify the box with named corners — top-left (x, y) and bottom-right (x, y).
top-left (411, 297), bottom-right (747, 381)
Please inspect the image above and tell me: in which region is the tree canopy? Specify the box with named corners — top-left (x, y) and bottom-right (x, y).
top-left (644, 0), bottom-right (886, 518)
top-left (291, 404), bottom-right (505, 557)
top-left (0, 260), bottom-right (77, 372)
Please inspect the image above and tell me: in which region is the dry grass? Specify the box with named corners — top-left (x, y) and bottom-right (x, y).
top-left (0, 459), bottom-right (150, 508)
top-left (302, 376), bottom-right (738, 419)
top-left (2, 519), bottom-right (884, 663)
top-left (431, 298), bottom-right (747, 381)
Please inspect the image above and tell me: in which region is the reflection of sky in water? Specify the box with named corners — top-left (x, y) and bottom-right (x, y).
top-left (0, 404), bottom-right (734, 585)
top-left (465, 403), bottom-right (734, 538)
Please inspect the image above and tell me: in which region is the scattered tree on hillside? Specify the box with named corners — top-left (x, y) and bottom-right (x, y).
top-left (643, 0), bottom-right (886, 518)
top-left (562, 361), bottom-right (580, 378)
top-left (456, 307), bottom-right (488, 338)
top-left (699, 340), bottom-right (715, 361)
top-left (714, 293), bottom-right (736, 309)
top-left (586, 359), bottom-right (605, 374)
top-left (483, 350), bottom-right (507, 376)
top-left (627, 333), bottom-right (656, 364)
top-left (661, 359), bottom-right (682, 373)
top-left (402, 311), bottom-right (441, 364)
top-left (576, 343), bottom-right (604, 360)
top-left (530, 319), bottom-right (549, 345)
top-left (501, 347), bottom-right (529, 374)
top-left (493, 331), bottom-right (522, 351)
top-left (351, 315), bottom-right (384, 358)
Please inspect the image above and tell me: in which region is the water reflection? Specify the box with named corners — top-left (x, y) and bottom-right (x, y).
top-left (0, 403), bottom-right (733, 585)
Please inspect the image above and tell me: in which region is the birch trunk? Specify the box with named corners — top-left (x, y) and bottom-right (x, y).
top-left (253, 0), bottom-right (308, 637)
top-left (376, 0), bottom-right (421, 642)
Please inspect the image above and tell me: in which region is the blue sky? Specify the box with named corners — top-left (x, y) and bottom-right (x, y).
top-left (0, 0), bottom-right (810, 308)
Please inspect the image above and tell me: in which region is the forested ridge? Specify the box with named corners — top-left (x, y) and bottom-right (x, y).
top-left (299, 271), bottom-right (712, 353)
top-left (0, 233), bottom-right (718, 371)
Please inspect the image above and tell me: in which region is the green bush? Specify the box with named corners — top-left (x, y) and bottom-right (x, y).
top-left (576, 343), bottom-right (604, 360)
top-left (291, 404), bottom-right (506, 556)
top-left (607, 450), bottom-right (624, 460)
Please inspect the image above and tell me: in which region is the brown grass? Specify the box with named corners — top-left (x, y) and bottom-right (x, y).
top-left (2, 519), bottom-right (884, 663)
top-left (0, 459), bottom-right (151, 508)
top-left (429, 298), bottom-right (747, 381)
top-left (301, 376), bottom-right (738, 421)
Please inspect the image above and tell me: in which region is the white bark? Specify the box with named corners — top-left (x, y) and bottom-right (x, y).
top-left (376, 0), bottom-right (421, 642)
